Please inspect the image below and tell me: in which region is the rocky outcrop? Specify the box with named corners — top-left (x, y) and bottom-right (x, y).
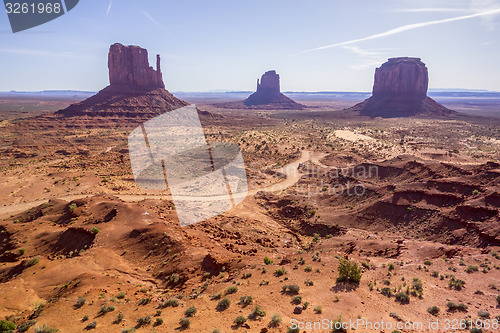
top-left (108, 43), bottom-right (165, 89)
top-left (243, 70), bottom-right (304, 109)
top-left (56, 43), bottom-right (215, 123)
top-left (351, 57), bottom-right (455, 118)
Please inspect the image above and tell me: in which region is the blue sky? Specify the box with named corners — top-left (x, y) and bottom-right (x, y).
top-left (1, 0), bottom-right (499, 92)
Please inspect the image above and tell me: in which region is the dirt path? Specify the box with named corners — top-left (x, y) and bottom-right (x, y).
top-left (0, 150), bottom-right (321, 218)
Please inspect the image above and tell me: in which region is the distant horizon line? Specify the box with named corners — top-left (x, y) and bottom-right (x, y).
top-left (1, 88), bottom-right (499, 94)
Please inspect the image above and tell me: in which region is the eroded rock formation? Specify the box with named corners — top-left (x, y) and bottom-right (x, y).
top-left (352, 57), bottom-right (455, 118)
top-left (243, 70), bottom-right (304, 109)
top-left (108, 43), bottom-right (165, 89)
top-left (56, 43), bottom-right (202, 122)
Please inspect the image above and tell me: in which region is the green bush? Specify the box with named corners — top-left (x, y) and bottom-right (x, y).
top-left (165, 298), bottom-right (179, 307)
top-left (34, 325), bottom-right (59, 333)
top-left (270, 314), bottom-right (282, 327)
top-left (424, 260), bottom-right (432, 266)
top-left (314, 306), bottom-right (322, 313)
top-left (465, 265), bottom-right (479, 273)
top-left (234, 315), bottom-right (247, 326)
top-left (114, 313), bottom-right (124, 324)
top-left (496, 295), bottom-right (500, 305)
top-left (449, 276), bottom-right (466, 290)
top-left (27, 256), bottom-right (40, 267)
top-left (121, 328), bottom-right (135, 333)
top-left (0, 320), bottom-right (16, 332)
top-left (154, 318), bottom-right (163, 326)
top-left (225, 286), bottom-right (238, 294)
top-left (19, 248), bottom-right (26, 255)
top-left (288, 327), bottom-right (300, 333)
top-left (185, 306), bottom-right (197, 317)
top-left (74, 296), bottom-right (86, 308)
top-left (17, 320), bottom-right (37, 332)
top-left (179, 318), bottom-right (190, 328)
top-left (427, 306), bottom-right (440, 316)
top-left (240, 295), bottom-right (253, 306)
top-left (116, 291), bottom-right (126, 299)
top-left (91, 227), bottom-right (100, 234)
top-left (250, 305), bottom-right (266, 318)
top-left (85, 321), bottom-right (97, 330)
top-left (274, 268), bottom-right (287, 277)
top-left (217, 298), bottom-right (231, 311)
top-left (446, 302), bottom-right (468, 312)
top-left (291, 296), bottom-right (302, 304)
top-left (395, 292), bottom-right (410, 304)
top-left (264, 257), bottom-right (273, 265)
top-left (137, 316), bottom-right (151, 326)
top-left (337, 258), bottom-right (362, 283)
top-left (381, 287), bottom-right (393, 297)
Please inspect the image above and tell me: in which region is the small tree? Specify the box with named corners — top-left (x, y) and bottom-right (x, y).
top-left (337, 258), bottom-right (362, 283)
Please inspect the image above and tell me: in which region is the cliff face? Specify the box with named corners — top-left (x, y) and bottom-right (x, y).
top-left (108, 43), bottom-right (165, 89)
top-left (243, 70), bottom-right (304, 109)
top-left (355, 57), bottom-right (455, 118)
top-left (372, 57), bottom-right (428, 97)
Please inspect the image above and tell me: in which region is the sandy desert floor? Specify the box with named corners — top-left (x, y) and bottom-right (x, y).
top-left (0, 96), bottom-right (499, 333)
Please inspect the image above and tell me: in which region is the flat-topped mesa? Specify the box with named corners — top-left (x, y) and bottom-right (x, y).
top-left (372, 57), bottom-right (428, 97)
top-left (352, 57), bottom-right (455, 118)
top-left (108, 43), bottom-right (165, 89)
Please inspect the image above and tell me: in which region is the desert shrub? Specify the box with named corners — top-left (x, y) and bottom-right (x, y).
top-left (395, 292), bottom-right (410, 304)
top-left (424, 260), bottom-right (432, 266)
top-left (431, 271), bottom-right (439, 278)
top-left (449, 276), bottom-right (466, 290)
top-left (138, 297), bottom-right (150, 306)
top-left (137, 316), bottom-right (151, 326)
top-left (478, 310), bottom-right (490, 318)
top-left (212, 329), bottom-right (220, 333)
top-left (82, 316), bottom-right (89, 322)
top-left (225, 285), bottom-right (238, 294)
top-left (165, 298), bottom-right (179, 307)
top-left (239, 295), bottom-right (253, 306)
top-left (90, 227), bottom-right (100, 235)
top-left (314, 306), bottom-right (323, 313)
top-left (99, 305), bottom-right (115, 314)
top-left (496, 295), bottom-right (500, 305)
top-left (0, 320), bottom-right (16, 332)
top-left (269, 314), bottom-right (282, 327)
top-left (305, 265), bottom-right (313, 272)
top-left (210, 292), bottom-right (222, 300)
top-left (331, 315), bottom-right (346, 332)
top-left (337, 258), bottom-right (362, 283)
top-left (381, 287), bottom-right (393, 297)
top-left (217, 298), bottom-right (231, 311)
top-left (469, 328), bottom-right (482, 333)
top-left (233, 316), bottom-right (247, 326)
top-left (85, 321), bottom-right (97, 329)
top-left (116, 291), bottom-right (126, 299)
top-left (274, 267), bottom-right (287, 276)
top-left (288, 327), bottom-right (300, 333)
top-left (113, 313), bottom-right (124, 324)
top-left (179, 318), bottom-right (190, 328)
top-left (34, 324), bottom-right (59, 333)
top-left (75, 296), bottom-right (86, 308)
top-left (291, 296), bottom-right (302, 304)
top-left (17, 320), bottom-right (37, 332)
top-left (427, 306), bottom-right (440, 316)
top-left (19, 248), bottom-right (26, 255)
top-left (154, 318), bottom-right (163, 326)
top-left (242, 272), bottom-right (252, 279)
top-left (264, 257), bottom-right (273, 265)
top-left (169, 273), bottom-right (180, 284)
top-left (388, 263), bottom-right (395, 270)
top-left (249, 305), bottom-right (266, 319)
top-left (121, 328), bottom-right (136, 333)
top-left (185, 306), bottom-right (197, 317)
top-left (446, 302), bottom-right (468, 311)
top-left (305, 279), bottom-right (314, 286)
top-left (28, 256), bottom-right (40, 267)
top-left (282, 284), bottom-right (300, 294)
top-left (465, 265), bottom-right (479, 273)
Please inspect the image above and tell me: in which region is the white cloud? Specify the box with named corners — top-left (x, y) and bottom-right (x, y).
top-left (298, 7), bottom-right (500, 54)
top-left (106, 0), bottom-right (112, 16)
top-left (342, 46), bottom-right (390, 70)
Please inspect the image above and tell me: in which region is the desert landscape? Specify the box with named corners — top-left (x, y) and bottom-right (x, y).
top-left (0, 38), bottom-right (498, 333)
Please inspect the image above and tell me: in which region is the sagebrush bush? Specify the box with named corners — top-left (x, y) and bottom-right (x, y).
top-left (217, 298), bottom-right (230, 310)
top-left (337, 258), bottom-right (362, 283)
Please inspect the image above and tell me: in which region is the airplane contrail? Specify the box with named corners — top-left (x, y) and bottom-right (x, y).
top-left (298, 7), bottom-right (500, 54)
top-left (106, 0), bottom-right (112, 16)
